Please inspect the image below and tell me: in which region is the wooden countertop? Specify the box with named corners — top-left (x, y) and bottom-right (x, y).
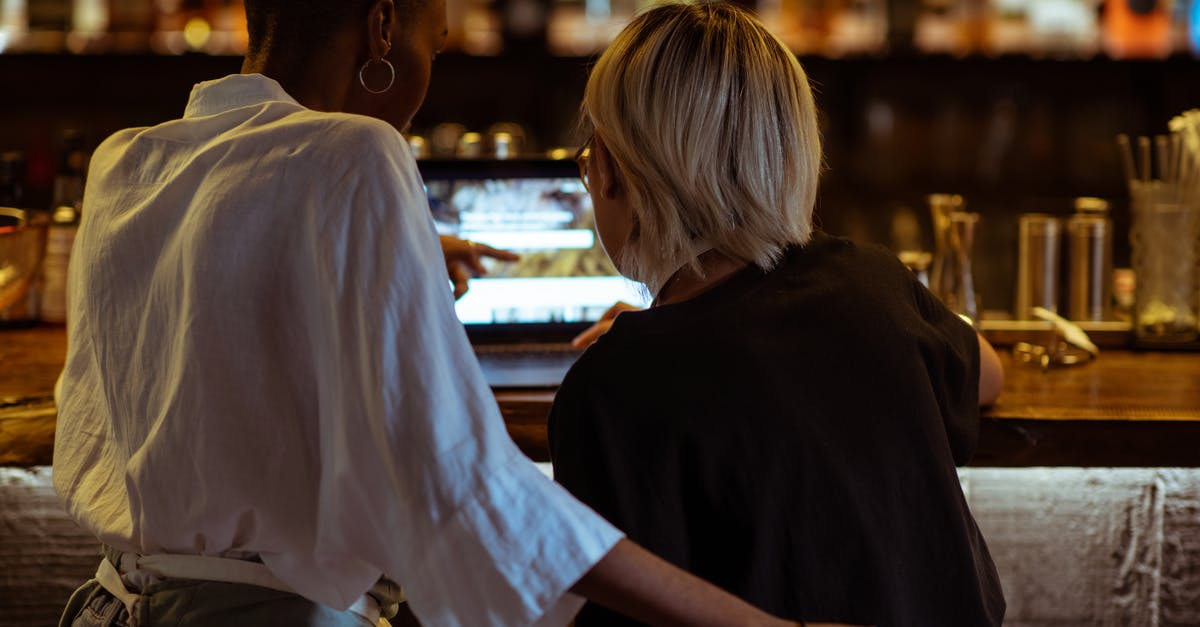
top-left (4, 326), bottom-right (1199, 467)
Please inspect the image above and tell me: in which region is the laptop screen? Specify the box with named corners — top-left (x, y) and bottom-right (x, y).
top-left (420, 159), bottom-right (650, 332)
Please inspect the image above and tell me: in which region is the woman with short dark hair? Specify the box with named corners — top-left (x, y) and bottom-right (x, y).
top-left (52, 1), bottom-right (810, 625)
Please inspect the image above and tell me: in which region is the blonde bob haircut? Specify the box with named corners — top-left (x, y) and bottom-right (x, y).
top-left (584, 1), bottom-right (821, 295)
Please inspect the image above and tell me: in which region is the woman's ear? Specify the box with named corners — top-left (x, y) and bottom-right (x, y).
top-left (366, 0), bottom-right (396, 59)
top-left (592, 134), bottom-right (624, 200)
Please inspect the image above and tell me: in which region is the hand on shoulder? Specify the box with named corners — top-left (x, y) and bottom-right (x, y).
top-left (571, 301), bottom-right (642, 349)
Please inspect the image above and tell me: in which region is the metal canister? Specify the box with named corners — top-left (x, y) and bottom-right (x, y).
top-left (1015, 213), bottom-right (1061, 320)
top-left (1066, 198), bottom-right (1112, 322)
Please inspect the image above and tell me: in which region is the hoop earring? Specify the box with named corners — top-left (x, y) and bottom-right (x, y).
top-left (358, 58), bottom-right (395, 94)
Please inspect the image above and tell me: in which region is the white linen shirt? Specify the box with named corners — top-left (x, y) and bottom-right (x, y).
top-left (52, 73), bottom-right (621, 627)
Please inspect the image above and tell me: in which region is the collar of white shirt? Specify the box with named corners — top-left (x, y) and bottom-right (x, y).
top-left (184, 73), bottom-right (299, 119)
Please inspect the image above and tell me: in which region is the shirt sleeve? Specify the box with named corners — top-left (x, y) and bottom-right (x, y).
top-left (908, 269), bottom-right (982, 465)
top-left (276, 121), bottom-right (622, 626)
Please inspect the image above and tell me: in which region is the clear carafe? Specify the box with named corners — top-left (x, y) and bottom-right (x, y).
top-left (928, 194), bottom-right (979, 326)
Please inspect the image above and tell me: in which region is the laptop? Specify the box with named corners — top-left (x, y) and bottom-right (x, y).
top-left (420, 158), bottom-right (650, 388)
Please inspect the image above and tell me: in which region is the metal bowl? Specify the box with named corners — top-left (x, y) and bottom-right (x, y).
top-left (0, 207), bottom-right (47, 311)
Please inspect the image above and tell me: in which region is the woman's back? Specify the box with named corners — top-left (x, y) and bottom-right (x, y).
top-left (549, 232), bottom-right (1005, 626)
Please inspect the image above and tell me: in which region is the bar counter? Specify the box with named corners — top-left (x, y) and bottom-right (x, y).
top-left (3, 325), bottom-right (1199, 467)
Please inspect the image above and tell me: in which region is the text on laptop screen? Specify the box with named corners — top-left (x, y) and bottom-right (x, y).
top-left (424, 167), bottom-right (650, 325)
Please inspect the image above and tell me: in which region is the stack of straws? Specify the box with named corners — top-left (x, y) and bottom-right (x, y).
top-left (1116, 112), bottom-right (1200, 201)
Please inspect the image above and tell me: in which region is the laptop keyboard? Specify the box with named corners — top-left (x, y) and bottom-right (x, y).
top-left (473, 342), bottom-right (579, 358)
top-left (472, 342), bottom-right (583, 387)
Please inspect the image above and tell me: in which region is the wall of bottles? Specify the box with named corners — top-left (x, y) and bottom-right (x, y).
top-left (1, 0), bottom-right (1199, 59)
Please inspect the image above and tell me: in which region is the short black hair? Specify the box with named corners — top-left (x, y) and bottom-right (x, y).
top-left (245, 1), bottom-right (355, 56)
top-left (243, 0), bottom-right (422, 59)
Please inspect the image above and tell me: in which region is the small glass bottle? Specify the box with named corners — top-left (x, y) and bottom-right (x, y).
top-left (0, 150), bottom-right (26, 207)
top-left (39, 204), bottom-right (79, 324)
top-left (928, 193), bottom-right (980, 325)
top-left (1014, 213), bottom-right (1061, 320)
top-left (39, 130), bottom-right (88, 325)
top-left (1065, 197), bottom-right (1112, 322)
top-left (927, 193), bottom-right (962, 301)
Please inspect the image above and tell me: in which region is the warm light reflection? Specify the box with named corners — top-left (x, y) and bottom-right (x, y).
top-left (183, 17), bottom-right (210, 51)
top-left (71, 0), bottom-right (108, 34)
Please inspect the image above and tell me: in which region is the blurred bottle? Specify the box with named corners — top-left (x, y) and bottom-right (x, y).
top-left (1, 0), bottom-right (29, 53)
top-left (826, 0), bottom-right (888, 56)
top-left (176, 0), bottom-right (217, 54)
top-left (894, 204), bottom-right (932, 287)
top-left (431, 123), bottom-right (467, 158)
top-left (885, 0), bottom-right (921, 53)
top-left (1015, 213), bottom-right (1062, 320)
top-left (928, 193), bottom-right (980, 325)
top-left (151, 0), bottom-right (185, 53)
top-left (1103, 0), bottom-right (1172, 59)
top-left (39, 130), bottom-right (89, 325)
top-left (50, 130), bottom-right (88, 214)
top-left (928, 193), bottom-right (962, 296)
top-left (488, 122), bottom-right (527, 158)
top-left (407, 135), bottom-right (430, 160)
top-left (986, 0), bottom-right (1100, 57)
top-left (775, 0), bottom-right (833, 56)
top-left (546, 1), bottom-right (584, 55)
top-left (0, 150), bottom-right (26, 206)
top-left (499, 0), bottom-right (548, 54)
top-left (1028, 0), bottom-right (1101, 58)
top-left (108, 0), bottom-right (156, 53)
top-left (461, 0), bottom-right (502, 55)
top-left (0, 150), bottom-right (47, 326)
top-left (984, 0), bottom-right (1032, 55)
top-left (1112, 266), bottom-right (1135, 322)
top-left (457, 132), bottom-right (485, 158)
top-left (1065, 197), bottom-right (1113, 321)
top-left (25, 0), bottom-right (70, 51)
top-left (1188, 0), bottom-right (1200, 54)
top-left (153, 0), bottom-right (222, 55)
top-left (149, 0), bottom-right (239, 54)
top-left (205, 0), bottom-right (247, 55)
top-left (914, 0), bottom-right (982, 55)
top-left (66, 0), bottom-right (110, 53)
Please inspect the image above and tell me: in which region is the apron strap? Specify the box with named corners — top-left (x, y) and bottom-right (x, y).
top-left (95, 557), bottom-right (141, 617)
top-left (95, 553), bottom-right (386, 625)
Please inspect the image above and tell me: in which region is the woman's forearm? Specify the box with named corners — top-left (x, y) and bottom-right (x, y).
top-left (977, 332), bottom-right (1004, 406)
top-left (571, 538), bottom-right (796, 627)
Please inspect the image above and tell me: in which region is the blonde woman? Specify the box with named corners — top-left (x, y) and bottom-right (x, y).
top-left (549, 3), bottom-right (1006, 627)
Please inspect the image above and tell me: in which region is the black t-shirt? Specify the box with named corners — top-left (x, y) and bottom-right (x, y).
top-left (549, 232), bottom-right (1005, 627)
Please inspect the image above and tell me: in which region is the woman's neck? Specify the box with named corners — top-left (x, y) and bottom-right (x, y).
top-left (240, 35), bottom-right (357, 112)
top-left (654, 250), bottom-right (748, 307)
